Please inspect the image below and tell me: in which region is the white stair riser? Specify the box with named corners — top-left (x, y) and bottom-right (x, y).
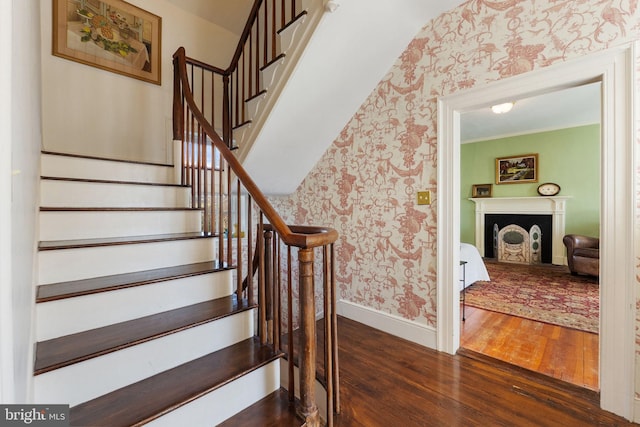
top-left (40, 180), bottom-right (190, 208)
top-left (36, 270), bottom-right (233, 341)
top-left (35, 310), bottom-right (255, 406)
top-left (38, 238), bottom-right (218, 284)
top-left (261, 57), bottom-right (285, 91)
top-left (40, 210), bottom-right (203, 240)
top-left (41, 154), bottom-right (176, 184)
top-left (277, 13), bottom-right (307, 54)
top-left (147, 361), bottom-right (280, 427)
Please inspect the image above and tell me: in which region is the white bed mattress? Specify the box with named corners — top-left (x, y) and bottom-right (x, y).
top-left (460, 243), bottom-right (490, 290)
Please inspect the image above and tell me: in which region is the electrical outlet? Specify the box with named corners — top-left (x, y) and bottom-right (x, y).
top-left (417, 190), bottom-right (431, 205)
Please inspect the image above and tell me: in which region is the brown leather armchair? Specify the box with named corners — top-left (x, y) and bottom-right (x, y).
top-left (563, 234), bottom-right (599, 277)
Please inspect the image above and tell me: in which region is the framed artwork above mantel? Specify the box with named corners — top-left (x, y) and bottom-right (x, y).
top-left (52, 0), bottom-right (162, 85)
top-left (495, 153), bottom-right (538, 184)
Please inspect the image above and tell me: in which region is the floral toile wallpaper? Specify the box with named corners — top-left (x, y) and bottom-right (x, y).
top-left (271, 0), bottom-right (640, 390)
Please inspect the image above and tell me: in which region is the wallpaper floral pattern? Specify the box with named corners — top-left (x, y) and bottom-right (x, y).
top-left (271, 0), bottom-right (640, 388)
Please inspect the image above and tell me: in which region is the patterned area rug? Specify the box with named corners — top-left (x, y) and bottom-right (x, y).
top-left (464, 261), bottom-right (599, 333)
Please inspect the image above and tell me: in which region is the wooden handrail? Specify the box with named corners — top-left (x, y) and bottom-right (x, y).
top-left (174, 47), bottom-right (337, 250)
top-left (226, 0), bottom-right (264, 75)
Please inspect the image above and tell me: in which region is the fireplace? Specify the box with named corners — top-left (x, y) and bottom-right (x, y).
top-left (485, 214), bottom-right (552, 263)
top-left (470, 196), bottom-right (570, 265)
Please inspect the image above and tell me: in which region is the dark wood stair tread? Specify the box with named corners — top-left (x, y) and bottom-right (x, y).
top-left (246, 89), bottom-right (267, 102)
top-left (39, 231), bottom-right (217, 251)
top-left (278, 11), bottom-right (308, 34)
top-left (69, 337), bottom-right (282, 427)
top-left (37, 261), bottom-right (231, 302)
top-left (35, 296), bottom-right (254, 375)
top-left (42, 150), bottom-right (173, 168)
top-left (41, 175), bottom-right (188, 188)
top-left (217, 388), bottom-right (302, 427)
top-left (260, 53), bottom-right (286, 72)
top-left (40, 207), bottom-right (202, 212)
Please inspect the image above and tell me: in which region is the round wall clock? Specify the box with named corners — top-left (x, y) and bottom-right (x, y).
top-left (537, 182), bottom-right (561, 196)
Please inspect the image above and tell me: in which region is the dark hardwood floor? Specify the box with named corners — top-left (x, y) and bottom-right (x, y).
top-left (461, 306), bottom-right (599, 391)
top-left (331, 316), bottom-right (634, 426)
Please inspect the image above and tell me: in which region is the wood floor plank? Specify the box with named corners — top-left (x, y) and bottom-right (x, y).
top-left (332, 317), bottom-right (631, 426)
top-left (461, 306), bottom-right (599, 391)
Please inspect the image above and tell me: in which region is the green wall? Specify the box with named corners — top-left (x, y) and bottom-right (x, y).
top-left (460, 124), bottom-right (600, 244)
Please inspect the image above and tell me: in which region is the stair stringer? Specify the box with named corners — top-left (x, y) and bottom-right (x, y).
top-left (232, 0), bottom-right (325, 158)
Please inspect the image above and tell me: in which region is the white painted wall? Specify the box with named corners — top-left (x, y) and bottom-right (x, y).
top-left (0, 0), bottom-right (15, 405)
top-left (40, 0), bottom-right (239, 164)
top-left (0, 0), bottom-right (42, 404)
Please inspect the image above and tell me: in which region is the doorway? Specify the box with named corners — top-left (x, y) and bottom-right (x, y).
top-left (457, 83), bottom-right (601, 389)
top-left (436, 45), bottom-right (635, 419)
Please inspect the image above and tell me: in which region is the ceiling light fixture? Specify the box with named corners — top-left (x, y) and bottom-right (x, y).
top-left (491, 102), bottom-right (514, 114)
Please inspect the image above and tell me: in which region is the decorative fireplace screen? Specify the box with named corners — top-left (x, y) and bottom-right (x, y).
top-left (493, 223), bottom-right (542, 264)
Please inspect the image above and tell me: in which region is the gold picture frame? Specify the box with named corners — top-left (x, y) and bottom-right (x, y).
top-left (495, 153), bottom-right (538, 184)
top-left (472, 184), bottom-right (492, 198)
top-left (53, 0), bottom-right (162, 85)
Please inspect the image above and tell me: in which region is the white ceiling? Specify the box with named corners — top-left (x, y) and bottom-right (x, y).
top-left (165, 0), bottom-right (253, 35)
top-left (460, 82), bottom-right (601, 143)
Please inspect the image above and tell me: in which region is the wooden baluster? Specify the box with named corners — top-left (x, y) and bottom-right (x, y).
top-left (247, 195), bottom-right (254, 306)
top-left (281, 0), bottom-right (285, 29)
top-left (291, 0), bottom-right (296, 19)
top-left (331, 243), bottom-right (340, 413)
top-left (258, 215), bottom-right (266, 344)
top-left (263, 1), bottom-right (268, 65)
top-left (236, 179), bottom-right (243, 299)
top-left (323, 245), bottom-right (333, 426)
top-left (240, 52), bottom-right (245, 123)
top-left (298, 248), bottom-right (320, 426)
top-left (189, 111), bottom-right (196, 209)
top-left (248, 33), bottom-right (253, 96)
top-left (271, 0), bottom-right (276, 60)
top-left (264, 228), bottom-right (273, 344)
top-left (211, 72), bottom-right (215, 135)
top-left (273, 233), bottom-right (281, 351)
top-left (218, 157), bottom-right (224, 263)
top-left (287, 246), bottom-right (294, 402)
top-left (222, 75), bottom-right (231, 147)
top-left (226, 167), bottom-right (232, 266)
top-left (254, 24), bottom-right (260, 93)
top-left (198, 125), bottom-right (203, 221)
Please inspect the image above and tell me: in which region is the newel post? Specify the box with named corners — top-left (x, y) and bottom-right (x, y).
top-left (298, 248), bottom-right (320, 426)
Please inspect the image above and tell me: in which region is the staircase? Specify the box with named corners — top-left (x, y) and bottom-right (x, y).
top-left (35, 152), bottom-right (287, 425)
top-left (32, 1), bottom-right (340, 424)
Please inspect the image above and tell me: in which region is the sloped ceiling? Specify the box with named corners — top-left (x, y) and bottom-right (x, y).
top-left (164, 0), bottom-right (253, 35)
top-left (242, 0), bottom-right (469, 195)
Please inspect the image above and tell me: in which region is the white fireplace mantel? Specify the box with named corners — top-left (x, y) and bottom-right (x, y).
top-left (469, 196), bottom-right (571, 265)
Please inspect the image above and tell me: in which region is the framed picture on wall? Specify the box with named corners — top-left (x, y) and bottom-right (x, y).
top-left (495, 153), bottom-right (538, 184)
top-left (52, 0), bottom-right (162, 85)
top-left (472, 184), bottom-right (492, 198)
